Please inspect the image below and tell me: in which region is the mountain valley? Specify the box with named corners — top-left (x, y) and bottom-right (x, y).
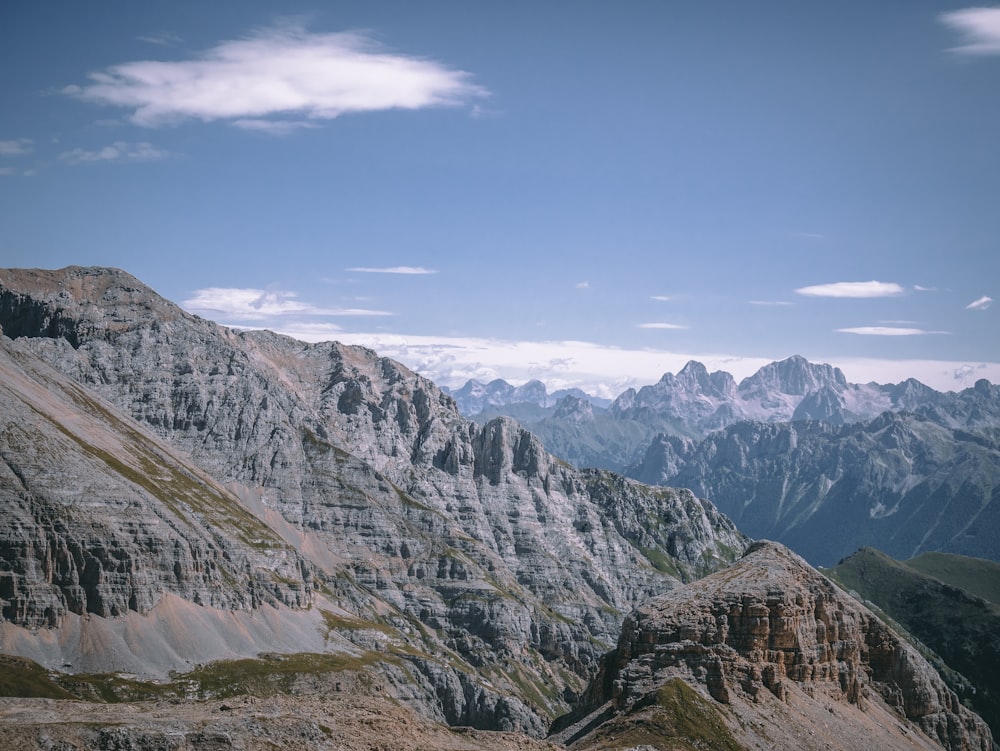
top-left (0, 265), bottom-right (995, 751)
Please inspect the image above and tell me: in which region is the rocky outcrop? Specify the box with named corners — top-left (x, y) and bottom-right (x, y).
top-left (0, 266), bottom-right (748, 733)
top-left (556, 541), bottom-right (993, 751)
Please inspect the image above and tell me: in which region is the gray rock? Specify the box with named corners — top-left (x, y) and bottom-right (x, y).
top-left (0, 265), bottom-right (748, 733)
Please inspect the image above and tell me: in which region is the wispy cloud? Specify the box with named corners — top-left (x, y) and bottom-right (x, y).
top-left (966, 295), bottom-right (993, 310)
top-left (941, 7), bottom-right (1000, 55)
top-left (576, 281), bottom-right (590, 289)
top-left (913, 284), bottom-right (936, 292)
top-left (650, 295), bottom-right (671, 301)
top-left (183, 287), bottom-right (391, 321)
top-left (233, 118), bottom-right (318, 135)
top-left (836, 326), bottom-right (948, 336)
top-left (637, 322), bottom-right (687, 330)
top-left (65, 24), bottom-right (487, 130)
top-left (137, 32), bottom-right (183, 47)
top-left (749, 300), bottom-right (793, 306)
top-left (245, 329), bottom-right (1000, 396)
top-left (59, 141), bottom-right (169, 165)
top-left (346, 266), bottom-right (438, 275)
top-left (0, 139), bottom-right (33, 156)
top-left (795, 281), bottom-right (904, 298)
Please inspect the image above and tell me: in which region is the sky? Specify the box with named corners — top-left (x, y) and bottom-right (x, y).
top-left (1, 1), bottom-right (998, 397)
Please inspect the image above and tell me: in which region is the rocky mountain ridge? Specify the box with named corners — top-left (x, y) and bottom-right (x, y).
top-left (628, 411), bottom-right (1000, 566)
top-left (555, 541), bottom-right (993, 751)
top-left (459, 356), bottom-right (1000, 474)
top-left (443, 379), bottom-right (611, 417)
top-left (0, 265), bottom-right (747, 734)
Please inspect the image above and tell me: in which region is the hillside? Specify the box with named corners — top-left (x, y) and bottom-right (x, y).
top-left (0, 265), bottom-right (746, 734)
top-left (828, 547), bottom-right (1000, 740)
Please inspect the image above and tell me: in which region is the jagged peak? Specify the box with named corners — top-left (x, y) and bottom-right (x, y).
top-left (739, 354), bottom-right (847, 396)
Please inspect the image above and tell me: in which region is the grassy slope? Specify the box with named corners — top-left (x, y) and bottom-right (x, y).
top-left (904, 551), bottom-right (1000, 606)
top-left (827, 547), bottom-right (1000, 739)
top-left (0, 652), bottom-right (387, 703)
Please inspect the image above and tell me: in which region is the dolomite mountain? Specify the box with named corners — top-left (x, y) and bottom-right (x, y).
top-left (628, 410), bottom-right (1000, 566)
top-left (0, 265), bottom-right (747, 735)
top-left (444, 378), bottom-right (610, 417)
top-left (465, 361), bottom-right (1000, 568)
top-left (471, 357), bottom-right (1000, 473)
top-left (553, 541), bottom-right (993, 751)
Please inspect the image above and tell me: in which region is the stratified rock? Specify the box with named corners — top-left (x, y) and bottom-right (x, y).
top-left (556, 541), bottom-right (993, 751)
top-left (0, 265), bottom-right (748, 733)
top-left (0, 334), bottom-right (312, 630)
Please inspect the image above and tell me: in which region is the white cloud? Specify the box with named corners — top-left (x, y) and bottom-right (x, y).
top-left (749, 300), bottom-right (793, 306)
top-left (650, 295), bottom-right (671, 301)
top-left (795, 281), bottom-right (904, 298)
top-left (941, 7), bottom-right (1000, 55)
top-left (346, 266), bottom-right (438, 275)
top-left (247, 329), bottom-right (1000, 396)
top-left (182, 295), bottom-right (1000, 394)
top-left (576, 281), bottom-right (590, 289)
top-left (0, 139), bottom-right (33, 156)
top-left (59, 141), bottom-right (169, 165)
top-left (836, 326), bottom-right (948, 336)
top-left (65, 25), bottom-right (487, 129)
top-left (183, 287), bottom-right (391, 321)
top-left (966, 295), bottom-right (993, 310)
top-left (637, 322), bottom-right (687, 330)
top-left (913, 284), bottom-right (935, 292)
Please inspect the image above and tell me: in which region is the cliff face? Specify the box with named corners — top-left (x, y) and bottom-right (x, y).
top-left (556, 541), bottom-right (993, 751)
top-left (0, 334), bottom-right (312, 630)
top-left (0, 266), bottom-right (747, 733)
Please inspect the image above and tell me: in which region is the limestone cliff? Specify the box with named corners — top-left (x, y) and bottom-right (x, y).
top-left (555, 541), bottom-right (993, 751)
top-left (0, 265), bottom-right (748, 733)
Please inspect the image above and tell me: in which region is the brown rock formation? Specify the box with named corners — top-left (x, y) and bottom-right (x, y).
top-left (555, 541), bottom-right (993, 751)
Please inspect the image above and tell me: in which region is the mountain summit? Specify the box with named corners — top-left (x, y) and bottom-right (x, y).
top-left (554, 541), bottom-right (993, 751)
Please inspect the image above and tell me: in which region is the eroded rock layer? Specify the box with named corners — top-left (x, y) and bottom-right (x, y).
top-left (558, 541), bottom-right (993, 751)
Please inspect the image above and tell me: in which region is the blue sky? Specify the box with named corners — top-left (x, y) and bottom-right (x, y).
top-left (1, 1), bottom-right (998, 396)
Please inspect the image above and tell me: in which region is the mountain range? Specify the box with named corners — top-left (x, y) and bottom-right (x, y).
top-left (0, 266), bottom-right (994, 750)
top-left (456, 359), bottom-right (1000, 567)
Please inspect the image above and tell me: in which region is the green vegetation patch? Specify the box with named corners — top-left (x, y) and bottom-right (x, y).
top-left (0, 655), bottom-right (76, 700)
top-left (579, 678), bottom-right (741, 751)
top-left (0, 651), bottom-right (392, 704)
top-left (319, 609), bottom-right (398, 637)
top-left (828, 547), bottom-right (1000, 739)
top-left (179, 652), bottom-right (385, 698)
top-left (904, 551), bottom-right (1000, 607)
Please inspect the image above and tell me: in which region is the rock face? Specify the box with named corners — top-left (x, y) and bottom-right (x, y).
top-left (556, 541), bottom-right (994, 751)
top-left (631, 412), bottom-right (1000, 565)
top-left (0, 333), bottom-right (312, 630)
top-left (0, 266), bottom-right (748, 733)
